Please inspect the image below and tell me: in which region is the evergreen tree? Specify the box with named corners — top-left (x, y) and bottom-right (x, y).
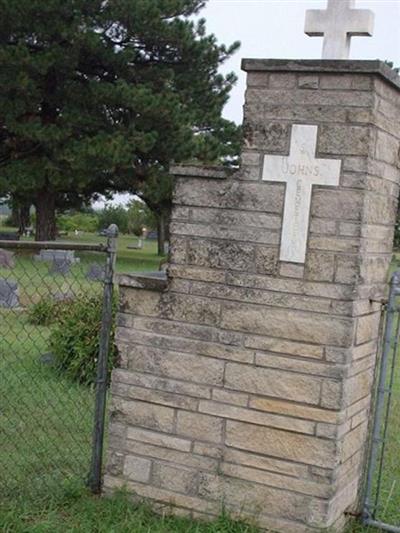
top-left (0, 0), bottom-right (240, 241)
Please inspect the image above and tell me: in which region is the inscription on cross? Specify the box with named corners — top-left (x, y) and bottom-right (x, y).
top-left (305, 0), bottom-right (374, 59)
top-left (262, 125), bottom-right (341, 264)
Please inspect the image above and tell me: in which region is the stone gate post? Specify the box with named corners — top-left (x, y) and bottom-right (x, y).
top-left (105, 60), bottom-right (400, 532)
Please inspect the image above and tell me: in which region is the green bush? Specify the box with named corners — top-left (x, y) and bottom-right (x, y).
top-left (57, 212), bottom-right (99, 233)
top-left (49, 294), bottom-right (118, 386)
top-left (27, 298), bottom-right (59, 326)
top-left (97, 205), bottom-right (129, 234)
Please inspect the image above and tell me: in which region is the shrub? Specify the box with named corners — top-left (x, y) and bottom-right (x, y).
top-left (57, 212), bottom-right (99, 233)
top-left (28, 298), bottom-right (60, 326)
top-left (49, 294), bottom-right (118, 386)
top-left (97, 205), bottom-right (129, 234)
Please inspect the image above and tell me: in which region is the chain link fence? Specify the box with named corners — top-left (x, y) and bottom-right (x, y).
top-left (0, 229), bottom-right (117, 503)
top-left (363, 271), bottom-right (400, 532)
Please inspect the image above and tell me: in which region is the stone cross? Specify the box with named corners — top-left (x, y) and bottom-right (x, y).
top-left (305, 0), bottom-right (374, 59)
top-left (262, 124), bottom-right (341, 264)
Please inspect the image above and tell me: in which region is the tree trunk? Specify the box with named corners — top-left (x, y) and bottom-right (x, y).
top-left (35, 189), bottom-right (57, 241)
top-left (19, 204), bottom-right (31, 235)
top-left (157, 212), bottom-right (166, 256)
top-left (10, 203), bottom-right (20, 228)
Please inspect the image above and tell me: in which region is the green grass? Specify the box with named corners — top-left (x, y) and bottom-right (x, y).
top-left (0, 235), bottom-right (399, 532)
top-left (0, 484), bottom-right (258, 533)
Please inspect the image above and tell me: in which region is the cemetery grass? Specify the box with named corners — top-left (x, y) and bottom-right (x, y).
top-left (0, 239), bottom-right (399, 532)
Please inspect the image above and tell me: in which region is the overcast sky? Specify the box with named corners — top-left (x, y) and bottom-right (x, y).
top-left (199, 0), bottom-right (400, 124)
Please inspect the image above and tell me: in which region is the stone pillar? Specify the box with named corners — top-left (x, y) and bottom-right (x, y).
top-left (105, 60), bottom-right (400, 532)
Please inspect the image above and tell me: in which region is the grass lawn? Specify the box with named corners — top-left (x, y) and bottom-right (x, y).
top-left (0, 232), bottom-right (399, 532)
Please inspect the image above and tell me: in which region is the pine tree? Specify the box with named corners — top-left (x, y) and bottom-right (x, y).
top-left (0, 0), bottom-right (240, 241)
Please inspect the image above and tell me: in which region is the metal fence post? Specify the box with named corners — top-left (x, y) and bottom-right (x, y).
top-left (363, 270), bottom-right (400, 525)
top-left (88, 224), bottom-right (118, 493)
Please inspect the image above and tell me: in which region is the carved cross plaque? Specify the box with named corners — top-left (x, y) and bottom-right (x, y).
top-left (262, 124), bottom-right (342, 264)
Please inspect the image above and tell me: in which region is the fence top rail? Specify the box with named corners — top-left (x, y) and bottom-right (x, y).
top-left (0, 240), bottom-right (107, 252)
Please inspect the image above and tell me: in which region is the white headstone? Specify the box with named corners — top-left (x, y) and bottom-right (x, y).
top-left (262, 124), bottom-right (342, 264)
top-left (305, 0), bottom-right (374, 59)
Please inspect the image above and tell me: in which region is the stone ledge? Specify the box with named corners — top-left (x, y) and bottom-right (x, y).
top-left (170, 165), bottom-right (228, 180)
top-left (117, 271), bottom-right (168, 291)
top-left (241, 59), bottom-right (400, 91)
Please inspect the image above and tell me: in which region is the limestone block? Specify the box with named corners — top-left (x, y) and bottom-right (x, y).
top-left (169, 236), bottom-right (187, 264)
top-left (375, 130), bottom-right (400, 166)
top-left (224, 448), bottom-right (309, 478)
top-left (211, 388), bottom-right (248, 407)
top-left (320, 380), bottom-right (344, 410)
top-left (298, 75), bottom-right (319, 89)
top-left (335, 255), bottom-right (360, 284)
top-left (225, 420), bottom-right (337, 468)
top-left (249, 396), bottom-right (343, 424)
top-left (176, 411), bottom-right (224, 443)
top-left (171, 221), bottom-right (280, 245)
top-left (123, 455), bottom-right (152, 483)
top-left (220, 463), bottom-right (333, 498)
top-left (263, 104), bottom-right (348, 123)
top-left (356, 312), bottom-right (380, 344)
top-left (198, 473), bottom-right (314, 522)
top-left (152, 463), bottom-right (198, 495)
top-left (243, 122), bottom-right (290, 152)
top-left (111, 398), bottom-right (175, 433)
top-left (254, 246), bottom-right (279, 275)
top-left (311, 189), bottom-right (363, 221)
top-left (254, 352), bottom-right (346, 379)
top-left (244, 335), bottom-right (324, 359)
top-left (246, 72), bottom-right (269, 87)
top-left (187, 239), bottom-right (255, 271)
top-left (225, 362), bottom-right (321, 405)
top-left (309, 218), bottom-right (337, 235)
top-left (344, 369), bottom-right (374, 407)
top-left (113, 368), bottom-right (211, 400)
top-left (198, 400), bottom-right (316, 434)
top-left (107, 476), bottom-right (220, 515)
top-left (112, 381), bottom-right (198, 411)
top-left (319, 125), bottom-right (371, 156)
top-left (269, 73), bottom-right (297, 88)
top-left (305, 251), bottom-right (335, 282)
top-left (245, 88), bottom-right (374, 108)
top-left (174, 178), bottom-right (284, 213)
top-left (107, 450), bottom-right (124, 476)
top-left (120, 288), bottom-right (161, 316)
top-left (221, 303), bottom-right (353, 346)
top-left (127, 427), bottom-right (192, 452)
top-left (125, 345), bottom-right (224, 386)
top-left (279, 263), bottom-right (305, 278)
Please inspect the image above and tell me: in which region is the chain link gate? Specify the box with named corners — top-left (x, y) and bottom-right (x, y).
top-left (0, 225), bottom-right (117, 503)
top-left (363, 271), bottom-right (400, 532)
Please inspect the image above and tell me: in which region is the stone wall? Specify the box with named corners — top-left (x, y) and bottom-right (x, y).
top-left (105, 61), bottom-right (400, 532)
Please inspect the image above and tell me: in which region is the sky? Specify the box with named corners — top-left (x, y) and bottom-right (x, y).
top-left (98, 0), bottom-right (400, 207)
top-left (199, 0), bottom-right (400, 124)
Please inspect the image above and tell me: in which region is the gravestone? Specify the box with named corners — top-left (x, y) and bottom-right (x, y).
top-left (0, 232), bottom-right (19, 241)
top-left (0, 279), bottom-right (19, 308)
top-left (0, 249), bottom-right (15, 269)
top-left (35, 249), bottom-right (79, 264)
top-left (49, 258), bottom-right (72, 276)
top-left (105, 9), bottom-right (400, 533)
top-left (86, 263), bottom-right (106, 282)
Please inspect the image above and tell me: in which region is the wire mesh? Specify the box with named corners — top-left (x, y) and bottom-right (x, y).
top-left (0, 241), bottom-right (108, 503)
top-left (364, 272), bottom-right (400, 531)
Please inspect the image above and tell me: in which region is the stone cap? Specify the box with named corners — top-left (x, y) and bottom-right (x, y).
top-left (241, 59), bottom-right (400, 91)
top-left (117, 271), bottom-right (168, 291)
top-left (170, 164), bottom-right (228, 180)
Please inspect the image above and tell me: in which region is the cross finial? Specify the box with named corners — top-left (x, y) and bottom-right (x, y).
top-left (305, 0), bottom-right (375, 59)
